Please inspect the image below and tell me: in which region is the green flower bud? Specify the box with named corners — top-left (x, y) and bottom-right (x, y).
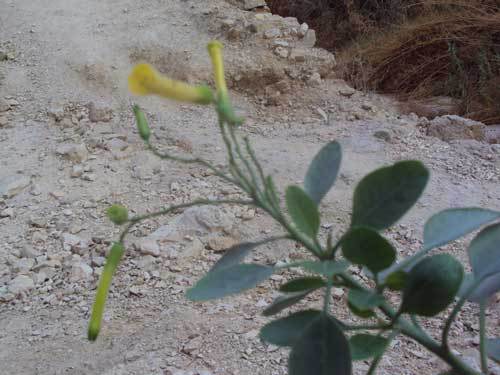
top-left (88, 242), bottom-right (125, 341)
top-left (106, 204), bottom-right (128, 225)
top-left (132, 104), bottom-right (151, 142)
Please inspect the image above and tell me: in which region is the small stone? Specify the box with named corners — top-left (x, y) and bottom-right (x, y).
top-left (302, 29), bottom-right (316, 48)
top-left (81, 173), bottom-right (96, 181)
top-left (180, 238), bottom-right (205, 258)
top-left (71, 165), bottom-right (84, 178)
top-left (264, 28), bottom-right (281, 39)
top-left (70, 262), bottom-right (93, 281)
top-left (241, 209), bottom-right (256, 220)
top-left (373, 130), bottom-right (392, 142)
top-left (307, 72), bottom-right (322, 87)
top-left (289, 48), bottom-right (307, 62)
top-left (0, 207), bottom-right (14, 218)
top-left (240, 0), bottom-right (267, 10)
top-left (362, 103), bottom-right (373, 111)
top-left (91, 256), bottom-right (105, 267)
top-left (0, 116), bottom-right (8, 127)
top-left (55, 143), bottom-right (88, 163)
top-left (47, 106), bottom-right (65, 121)
top-left (88, 102), bottom-right (113, 123)
top-left (136, 238), bottom-right (160, 257)
top-left (136, 255), bottom-right (156, 271)
top-left (274, 47), bottom-right (289, 59)
top-left (0, 98), bottom-right (11, 112)
top-left (182, 335), bottom-right (203, 354)
top-left (20, 246), bottom-right (40, 259)
top-left (298, 23), bottom-right (309, 37)
top-left (62, 233), bottom-right (90, 254)
top-left (207, 236), bottom-right (237, 252)
top-left (8, 275), bottom-right (35, 294)
top-left (13, 258), bottom-right (35, 274)
top-left (0, 174), bottom-right (31, 198)
top-left (339, 88), bottom-right (356, 97)
top-left (29, 216), bottom-right (47, 228)
top-left (332, 288), bottom-right (344, 298)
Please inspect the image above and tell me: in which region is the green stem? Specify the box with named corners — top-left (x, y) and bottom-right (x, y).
top-left (323, 279), bottom-right (333, 314)
top-left (339, 273), bottom-right (480, 375)
top-left (479, 301), bottom-right (488, 374)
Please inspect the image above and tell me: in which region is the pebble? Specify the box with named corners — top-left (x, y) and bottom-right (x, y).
top-left (55, 143), bottom-right (88, 163)
top-left (87, 102), bottom-right (113, 123)
top-left (0, 174), bottom-right (31, 198)
top-left (137, 238), bottom-right (161, 257)
top-left (8, 275), bottom-right (35, 294)
top-left (69, 262), bottom-right (93, 281)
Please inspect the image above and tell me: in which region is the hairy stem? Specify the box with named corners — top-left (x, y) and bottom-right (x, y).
top-left (479, 301), bottom-right (488, 374)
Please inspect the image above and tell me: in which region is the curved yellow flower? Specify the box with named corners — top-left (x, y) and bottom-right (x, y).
top-left (207, 41), bottom-right (243, 125)
top-left (128, 64), bottom-right (214, 105)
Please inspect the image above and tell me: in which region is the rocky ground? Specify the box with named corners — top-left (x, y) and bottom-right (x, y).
top-left (0, 0), bottom-right (499, 374)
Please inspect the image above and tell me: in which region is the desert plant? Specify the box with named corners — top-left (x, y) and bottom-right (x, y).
top-left (87, 41), bottom-right (500, 375)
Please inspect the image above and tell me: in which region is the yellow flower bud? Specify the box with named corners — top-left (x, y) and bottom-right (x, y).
top-left (128, 64), bottom-right (213, 104)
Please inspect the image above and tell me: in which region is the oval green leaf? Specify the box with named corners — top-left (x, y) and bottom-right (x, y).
top-left (487, 338), bottom-right (500, 363)
top-left (298, 260), bottom-right (349, 277)
top-left (348, 289), bottom-right (385, 316)
top-left (468, 223), bottom-right (500, 280)
top-left (424, 208), bottom-right (500, 251)
top-left (186, 264), bottom-right (273, 301)
top-left (210, 241), bottom-right (266, 273)
top-left (384, 271), bottom-right (407, 291)
top-left (289, 314), bottom-right (351, 375)
top-left (280, 277), bottom-right (326, 293)
top-left (263, 290), bottom-right (314, 317)
top-left (304, 141), bottom-right (342, 204)
top-left (341, 227), bottom-right (396, 274)
top-left (260, 310), bottom-right (321, 347)
top-left (286, 185), bottom-right (320, 239)
top-left (351, 161), bottom-right (429, 230)
top-left (349, 334), bottom-right (389, 361)
top-left (401, 254), bottom-right (463, 317)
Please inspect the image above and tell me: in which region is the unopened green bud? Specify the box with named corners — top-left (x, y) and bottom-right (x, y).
top-left (88, 242), bottom-right (125, 341)
top-left (106, 204), bottom-right (128, 225)
top-left (132, 104), bottom-right (151, 141)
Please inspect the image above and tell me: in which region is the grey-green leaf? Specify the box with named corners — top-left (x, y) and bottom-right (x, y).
top-left (260, 310), bottom-right (321, 347)
top-left (298, 260), bottom-right (350, 277)
top-left (187, 264), bottom-right (273, 301)
top-left (401, 254), bottom-right (463, 316)
top-left (286, 185), bottom-right (320, 239)
top-left (487, 338), bottom-right (500, 363)
top-left (304, 141), bottom-right (342, 204)
top-left (289, 314), bottom-right (351, 375)
top-left (210, 241), bottom-right (265, 273)
top-left (468, 223), bottom-right (500, 279)
top-left (459, 272), bottom-right (500, 303)
top-left (348, 289), bottom-right (385, 312)
top-left (351, 161), bottom-right (429, 230)
top-left (349, 334), bottom-right (389, 361)
top-left (280, 277), bottom-right (326, 293)
top-left (342, 227), bottom-right (396, 274)
top-left (424, 208), bottom-right (500, 251)
top-left (263, 290), bottom-right (314, 316)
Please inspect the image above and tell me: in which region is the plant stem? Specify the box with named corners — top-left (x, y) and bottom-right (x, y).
top-left (339, 272), bottom-right (481, 375)
top-left (323, 279), bottom-right (333, 314)
top-left (479, 301), bottom-right (488, 374)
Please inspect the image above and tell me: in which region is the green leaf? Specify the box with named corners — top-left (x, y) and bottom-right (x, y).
top-left (304, 141), bottom-right (342, 204)
top-left (401, 254), bottom-right (463, 317)
top-left (487, 338), bottom-right (500, 363)
top-left (341, 227), bottom-right (396, 274)
top-left (348, 301), bottom-right (376, 318)
top-left (106, 204), bottom-right (128, 225)
top-left (260, 310), bottom-right (321, 347)
top-left (286, 185), bottom-right (320, 239)
top-left (263, 290), bottom-right (314, 317)
top-left (289, 314), bottom-right (351, 375)
top-left (280, 277), bottom-right (326, 293)
top-left (468, 223), bottom-right (500, 280)
top-left (298, 260), bottom-right (349, 277)
top-left (351, 161), bottom-right (429, 230)
top-left (459, 272), bottom-right (500, 303)
top-left (187, 264), bottom-right (273, 301)
top-left (384, 271), bottom-right (407, 291)
top-left (348, 289), bottom-right (385, 313)
top-left (132, 105), bottom-right (151, 142)
top-left (210, 241), bottom-right (264, 273)
top-left (424, 208), bottom-right (500, 251)
top-left (349, 334), bottom-right (389, 361)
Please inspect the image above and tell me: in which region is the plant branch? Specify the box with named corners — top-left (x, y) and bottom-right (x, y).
top-left (479, 301), bottom-right (488, 374)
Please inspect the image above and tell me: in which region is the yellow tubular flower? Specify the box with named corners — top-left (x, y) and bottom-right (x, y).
top-left (207, 41), bottom-right (243, 125)
top-left (207, 41), bottom-right (228, 98)
top-left (128, 64), bottom-right (213, 105)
